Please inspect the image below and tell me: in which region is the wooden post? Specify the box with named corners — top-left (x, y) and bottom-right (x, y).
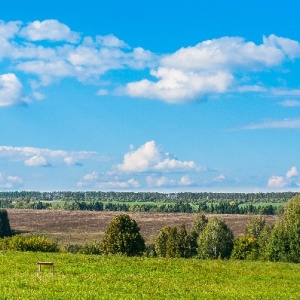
top-left (37, 261), bottom-right (54, 276)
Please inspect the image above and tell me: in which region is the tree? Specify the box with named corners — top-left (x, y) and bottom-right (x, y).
top-left (190, 214), bottom-right (208, 256)
top-left (244, 215), bottom-right (267, 239)
top-left (101, 214), bottom-right (145, 256)
top-left (266, 195), bottom-right (300, 262)
top-left (155, 224), bottom-right (191, 258)
top-left (197, 217), bottom-right (233, 259)
top-left (0, 209), bottom-right (12, 238)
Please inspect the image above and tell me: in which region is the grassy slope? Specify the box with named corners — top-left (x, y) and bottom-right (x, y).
top-left (1, 251), bottom-right (300, 299)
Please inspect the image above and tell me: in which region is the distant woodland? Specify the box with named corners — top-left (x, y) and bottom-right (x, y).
top-left (0, 191), bottom-right (298, 215)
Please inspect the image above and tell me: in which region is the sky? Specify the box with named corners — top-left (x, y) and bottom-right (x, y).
top-left (0, 0), bottom-right (300, 192)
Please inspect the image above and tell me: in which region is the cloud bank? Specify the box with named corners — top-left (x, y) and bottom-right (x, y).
top-left (1, 19), bottom-right (300, 105)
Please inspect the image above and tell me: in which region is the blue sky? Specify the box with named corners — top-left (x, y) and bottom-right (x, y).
top-left (0, 0), bottom-right (300, 192)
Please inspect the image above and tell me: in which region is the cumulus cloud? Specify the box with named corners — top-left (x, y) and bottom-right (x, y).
top-left (267, 166), bottom-right (299, 188)
top-left (96, 178), bottom-right (140, 189)
top-left (1, 18), bottom-right (300, 106)
top-left (77, 171), bottom-right (140, 189)
top-left (117, 140), bottom-right (203, 173)
top-left (0, 145), bottom-right (106, 166)
top-left (124, 68), bottom-right (233, 103)
top-left (24, 155), bottom-right (49, 167)
top-left (0, 173), bottom-right (23, 189)
top-left (286, 166), bottom-right (298, 179)
top-left (19, 20), bottom-right (80, 43)
top-left (267, 176), bottom-right (287, 188)
top-left (0, 73), bottom-right (23, 107)
top-left (123, 34), bottom-right (300, 102)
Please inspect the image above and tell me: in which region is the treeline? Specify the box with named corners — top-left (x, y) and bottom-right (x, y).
top-left (2, 199), bottom-right (283, 215)
top-left (0, 191), bottom-right (298, 203)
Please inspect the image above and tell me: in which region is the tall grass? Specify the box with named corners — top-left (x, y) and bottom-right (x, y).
top-left (1, 251), bottom-right (300, 299)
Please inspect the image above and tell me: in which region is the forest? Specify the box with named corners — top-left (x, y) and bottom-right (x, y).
top-left (0, 191), bottom-right (298, 215)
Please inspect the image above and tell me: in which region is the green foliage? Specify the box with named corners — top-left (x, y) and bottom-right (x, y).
top-left (190, 214), bottom-right (208, 256)
top-left (232, 216), bottom-right (271, 261)
top-left (79, 241), bottom-right (102, 255)
top-left (101, 214), bottom-right (145, 256)
top-left (266, 195), bottom-right (300, 262)
top-left (197, 217), bottom-right (234, 259)
top-left (0, 209), bottom-right (12, 237)
top-left (231, 236), bottom-right (259, 260)
top-left (0, 234), bottom-right (58, 252)
top-left (244, 215), bottom-right (267, 238)
top-left (155, 224), bottom-right (191, 258)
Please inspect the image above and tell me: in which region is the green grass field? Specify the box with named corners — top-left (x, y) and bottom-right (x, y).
top-left (1, 251), bottom-right (300, 299)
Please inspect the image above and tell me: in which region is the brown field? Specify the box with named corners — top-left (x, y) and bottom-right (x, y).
top-left (7, 209), bottom-right (277, 246)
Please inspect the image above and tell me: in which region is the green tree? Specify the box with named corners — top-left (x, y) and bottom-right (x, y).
top-left (266, 195), bottom-right (300, 262)
top-left (101, 214), bottom-right (145, 256)
top-left (155, 224), bottom-right (191, 258)
top-left (197, 217), bottom-right (233, 259)
top-left (0, 209), bottom-right (12, 238)
top-left (244, 215), bottom-right (267, 239)
top-left (177, 224), bottom-right (192, 258)
top-left (190, 214), bottom-right (208, 256)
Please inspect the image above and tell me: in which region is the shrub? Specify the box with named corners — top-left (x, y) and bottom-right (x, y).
top-left (231, 236), bottom-right (259, 260)
top-left (0, 235), bottom-right (58, 252)
top-left (101, 214), bottom-right (145, 256)
top-left (79, 241), bottom-right (102, 255)
top-left (0, 209), bottom-right (12, 238)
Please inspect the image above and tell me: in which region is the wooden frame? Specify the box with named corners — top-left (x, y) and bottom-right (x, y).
top-left (37, 261), bottom-right (54, 276)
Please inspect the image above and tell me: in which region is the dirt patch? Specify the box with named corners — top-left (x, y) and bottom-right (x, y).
top-left (7, 209), bottom-right (277, 246)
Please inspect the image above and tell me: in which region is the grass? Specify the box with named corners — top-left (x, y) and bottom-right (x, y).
top-left (1, 251), bottom-right (300, 299)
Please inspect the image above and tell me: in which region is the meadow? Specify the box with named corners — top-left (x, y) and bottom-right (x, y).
top-left (1, 251), bottom-right (300, 299)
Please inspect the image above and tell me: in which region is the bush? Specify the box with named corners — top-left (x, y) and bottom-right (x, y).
top-left (79, 241), bottom-right (102, 255)
top-left (0, 209), bottom-right (12, 238)
top-left (101, 214), bottom-right (145, 256)
top-left (0, 235), bottom-right (58, 252)
top-left (231, 236), bottom-right (259, 260)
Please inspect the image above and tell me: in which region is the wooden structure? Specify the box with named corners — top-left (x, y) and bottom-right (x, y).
top-left (37, 261), bottom-right (54, 276)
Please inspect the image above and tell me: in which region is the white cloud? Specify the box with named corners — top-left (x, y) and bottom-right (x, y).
top-left (286, 166), bottom-right (298, 179)
top-left (0, 145), bottom-right (106, 166)
top-left (83, 172), bottom-right (99, 181)
top-left (1, 19), bottom-right (300, 106)
top-left (0, 173), bottom-right (23, 189)
top-left (123, 34), bottom-right (300, 103)
top-left (179, 175), bottom-right (192, 186)
top-left (24, 155), bottom-right (49, 167)
top-left (96, 178), bottom-right (140, 189)
top-left (267, 176), bottom-right (287, 188)
top-left (96, 89), bottom-right (108, 96)
top-left (124, 68), bottom-right (233, 103)
top-left (241, 118), bottom-right (300, 130)
top-left (117, 140), bottom-right (202, 172)
top-left (19, 20), bottom-right (80, 43)
top-left (77, 171), bottom-right (140, 189)
top-left (0, 73), bottom-right (23, 107)
top-left (278, 99), bottom-right (300, 107)
top-left (268, 166), bottom-right (299, 188)
top-left (214, 174), bottom-right (226, 182)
